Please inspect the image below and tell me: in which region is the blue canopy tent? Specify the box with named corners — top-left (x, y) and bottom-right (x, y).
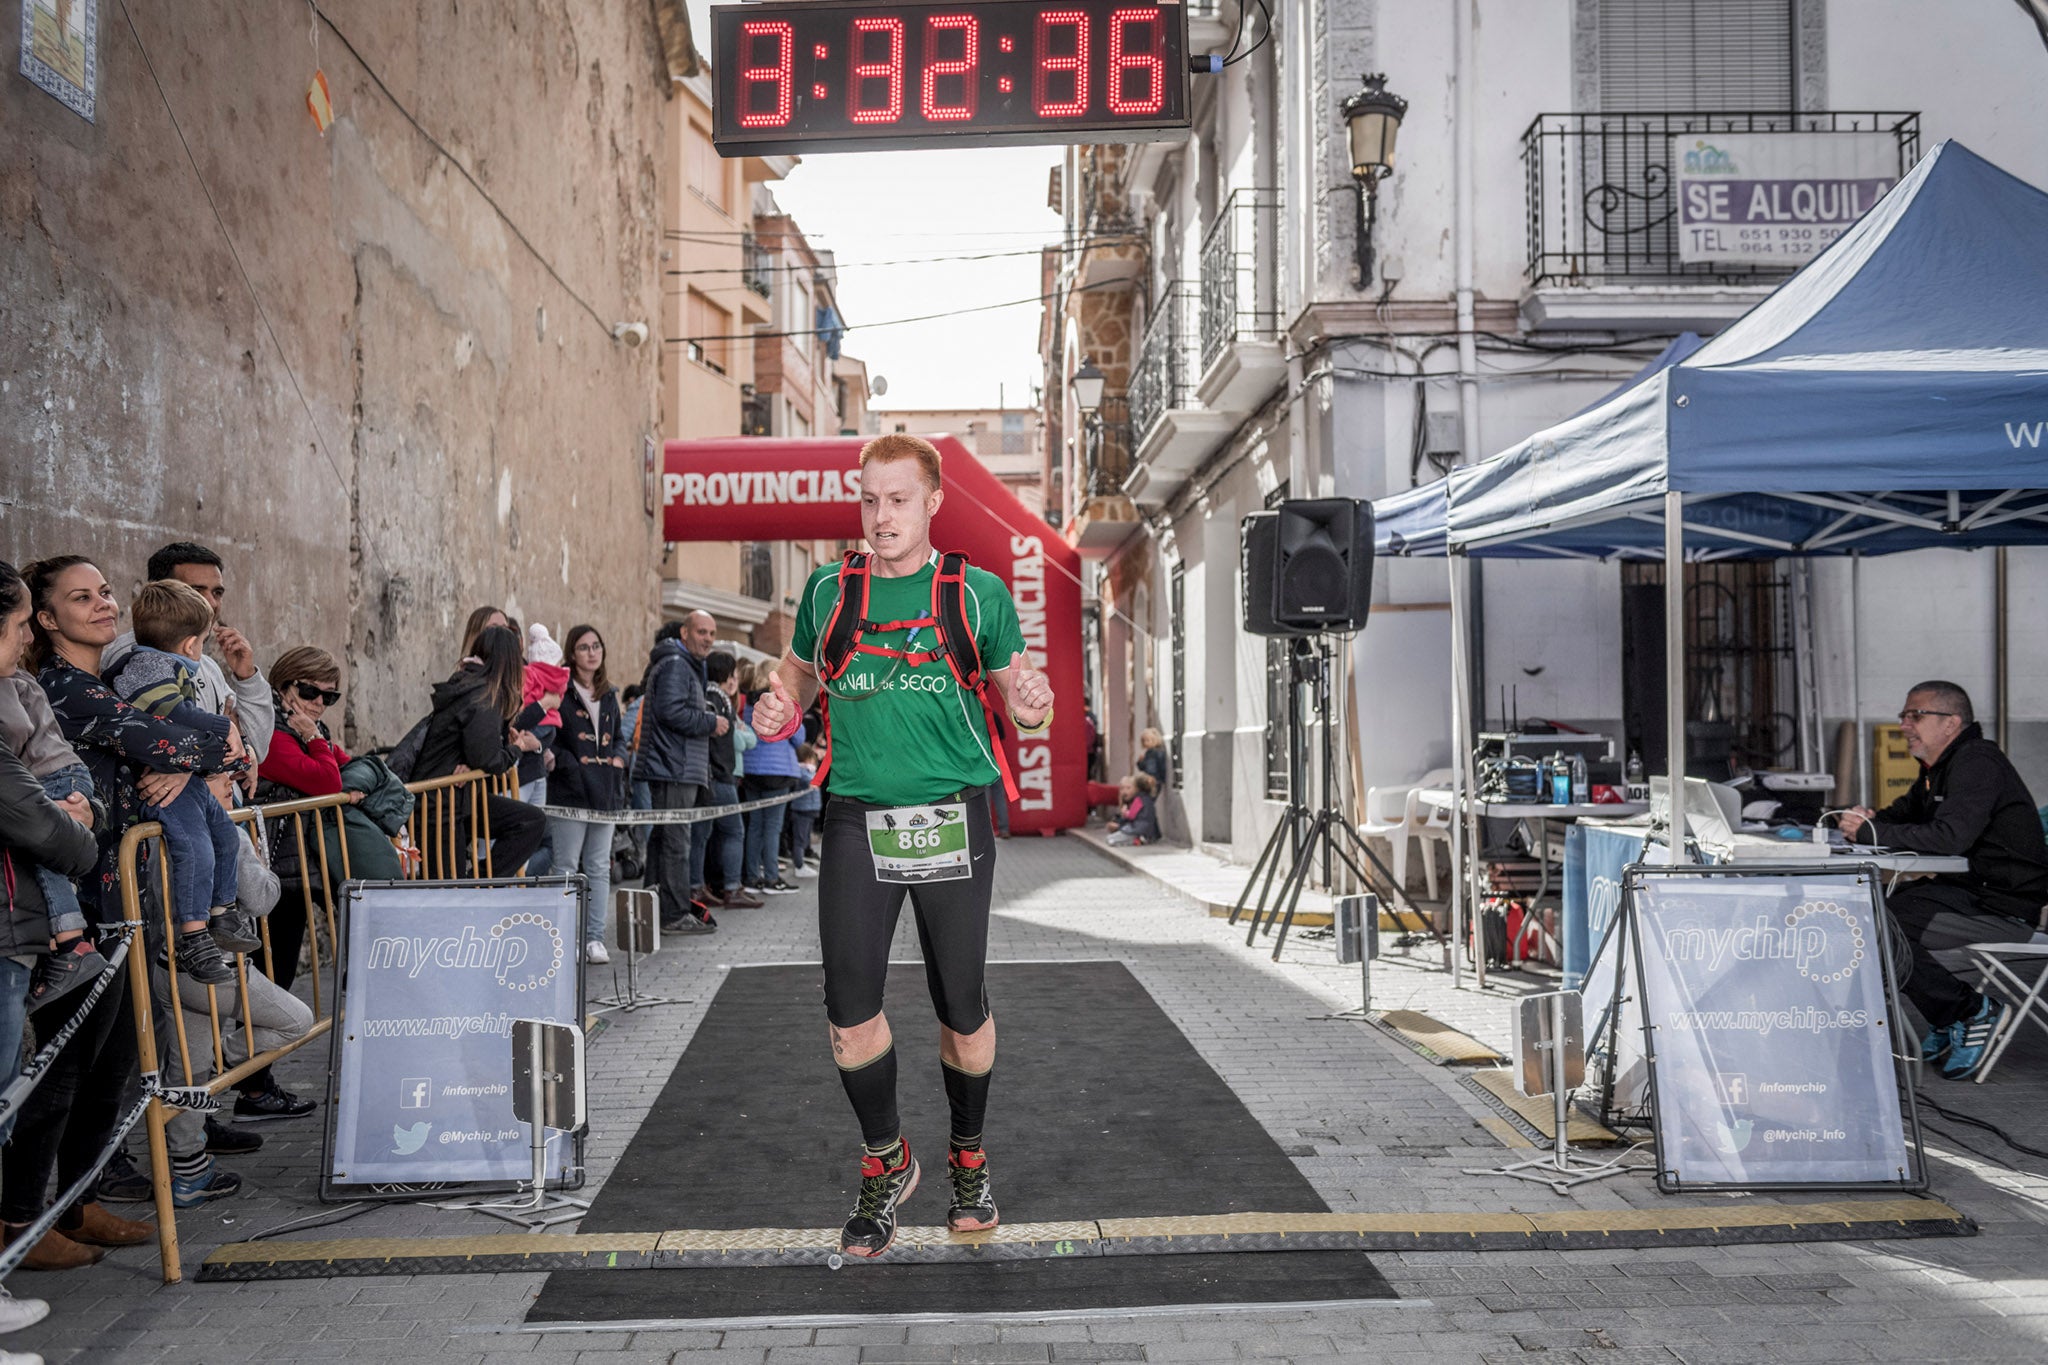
top-left (1369, 140), bottom-right (2048, 982)
top-left (1449, 140), bottom-right (2048, 562)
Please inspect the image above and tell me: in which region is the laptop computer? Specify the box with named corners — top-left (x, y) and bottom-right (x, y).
top-left (1647, 775), bottom-right (1741, 853)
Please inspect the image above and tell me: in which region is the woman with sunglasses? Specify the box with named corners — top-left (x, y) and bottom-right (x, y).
top-left (256, 650), bottom-right (402, 985)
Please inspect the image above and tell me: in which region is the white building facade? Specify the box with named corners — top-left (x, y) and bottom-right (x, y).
top-left (1042, 0), bottom-right (2048, 870)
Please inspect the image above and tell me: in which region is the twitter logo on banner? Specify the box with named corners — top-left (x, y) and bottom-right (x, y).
top-left (392, 1121), bottom-right (430, 1155)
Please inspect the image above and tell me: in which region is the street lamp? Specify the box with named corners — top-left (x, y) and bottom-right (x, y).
top-left (1340, 73), bottom-right (1407, 292)
top-left (1070, 356), bottom-right (1106, 416)
top-left (1070, 356), bottom-right (1107, 509)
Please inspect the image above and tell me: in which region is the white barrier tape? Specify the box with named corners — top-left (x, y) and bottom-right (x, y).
top-left (0, 924), bottom-right (139, 1126)
top-left (534, 786), bottom-right (812, 826)
top-left (0, 1089), bottom-right (151, 1282)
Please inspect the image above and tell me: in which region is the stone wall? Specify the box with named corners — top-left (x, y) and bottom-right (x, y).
top-left (1, 0), bottom-right (672, 747)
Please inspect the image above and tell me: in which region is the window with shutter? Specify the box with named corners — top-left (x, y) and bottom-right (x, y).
top-left (686, 290), bottom-right (732, 375)
top-left (1596, 0), bottom-right (1794, 111)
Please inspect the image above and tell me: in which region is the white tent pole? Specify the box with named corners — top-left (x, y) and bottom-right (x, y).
top-left (1852, 553), bottom-right (1866, 805)
top-left (1664, 490), bottom-right (1689, 864)
top-left (1447, 554), bottom-right (1466, 989)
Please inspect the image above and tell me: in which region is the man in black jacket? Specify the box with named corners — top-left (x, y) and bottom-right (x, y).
top-left (1841, 681), bottom-right (2048, 1080)
top-left (635, 614), bottom-right (725, 932)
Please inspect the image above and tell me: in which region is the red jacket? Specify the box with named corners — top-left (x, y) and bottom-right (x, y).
top-left (259, 725), bottom-right (352, 797)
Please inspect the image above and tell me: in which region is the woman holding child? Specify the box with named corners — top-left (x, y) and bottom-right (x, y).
top-left (2, 557), bottom-right (239, 1265)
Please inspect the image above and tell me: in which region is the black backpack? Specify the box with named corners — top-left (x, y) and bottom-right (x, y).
top-left (383, 714), bottom-right (432, 782)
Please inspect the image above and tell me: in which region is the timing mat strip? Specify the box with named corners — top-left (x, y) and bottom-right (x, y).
top-left (197, 1199), bottom-right (1973, 1280)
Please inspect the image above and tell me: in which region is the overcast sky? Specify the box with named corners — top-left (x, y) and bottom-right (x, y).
top-left (767, 146), bottom-right (1065, 413)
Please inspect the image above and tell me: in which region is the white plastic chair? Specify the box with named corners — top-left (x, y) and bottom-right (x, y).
top-left (1411, 767), bottom-right (1457, 900)
top-left (1963, 936), bottom-right (2048, 1084)
top-left (1359, 784), bottom-right (1418, 892)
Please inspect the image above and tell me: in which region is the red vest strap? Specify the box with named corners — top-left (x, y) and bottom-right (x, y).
top-left (814, 549), bottom-right (1018, 804)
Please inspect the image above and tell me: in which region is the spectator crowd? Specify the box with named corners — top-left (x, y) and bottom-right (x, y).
top-left (0, 545), bottom-right (824, 1350)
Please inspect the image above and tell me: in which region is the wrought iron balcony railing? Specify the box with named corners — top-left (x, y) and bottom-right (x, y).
top-left (1199, 188), bottom-right (1282, 372)
top-left (1130, 284), bottom-right (1199, 446)
top-left (742, 231), bottom-right (774, 299)
top-left (1521, 111), bottom-right (1919, 287)
top-left (1083, 396), bottom-right (1132, 499)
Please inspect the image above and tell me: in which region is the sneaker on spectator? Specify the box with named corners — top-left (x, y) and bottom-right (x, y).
top-left (95, 1150), bottom-right (153, 1204)
top-left (765, 880), bottom-right (799, 895)
top-left (793, 865), bottom-right (819, 879)
top-left (0, 1287), bottom-right (50, 1335)
top-left (27, 938), bottom-right (109, 1010)
top-left (204, 1117), bottom-right (264, 1155)
top-left (209, 908), bottom-right (263, 955)
top-left (0, 1350), bottom-right (45, 1365)
top-left (1941, 995), bottom-right (2007, 1081)
top-left (720, 887), bottom-right (764, 909)
top-left (668, 912), bottom-right (717, 935)
top-left (170, 1158), bottom-right (242, 1209)
top-left (234, 1079), bottom-right (317, 1123)
top-left (585, 941), bottom-right (610, 965)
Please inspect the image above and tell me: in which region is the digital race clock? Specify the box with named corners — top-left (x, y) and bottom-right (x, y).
top-left (711, 0), bottom-right (1192, 155)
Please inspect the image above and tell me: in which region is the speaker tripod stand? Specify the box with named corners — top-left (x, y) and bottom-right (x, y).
top-left (1228, 635), bottom-right (1442, 961)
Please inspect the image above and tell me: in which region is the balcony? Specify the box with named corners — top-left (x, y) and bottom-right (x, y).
top-left (1128, 284), bottom-right (1238, 508)
top-left (1520, 111), bottom-right (1919, 331)
top-left (1196, 188), bottom-right (1285, 412)
top-left (742, 232), bottom-right (774, 299)
top-left (1070, 396), bottom-right (1140, 555)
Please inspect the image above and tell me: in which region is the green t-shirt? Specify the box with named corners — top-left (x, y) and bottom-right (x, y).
top-left (791, 556), bottom-right (1026, 807)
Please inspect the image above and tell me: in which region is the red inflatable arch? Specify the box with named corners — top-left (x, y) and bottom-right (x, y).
top-left (663, 436), bottom-right (1086, 834)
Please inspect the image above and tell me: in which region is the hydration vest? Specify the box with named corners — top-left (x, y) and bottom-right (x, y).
top-left (812, 550), bottom-right (1020, 801)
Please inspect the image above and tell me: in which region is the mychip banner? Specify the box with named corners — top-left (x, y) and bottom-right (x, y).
top-left (326, 881), bottom-right (585, 1193)
top-left (1674, 132), bottom-right (1899, 265)
top-left (1627, 867), bottom-right (1922, 1191)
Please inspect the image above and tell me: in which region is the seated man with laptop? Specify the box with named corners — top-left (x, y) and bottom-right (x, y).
top-left (1839, 680), bottom-right (2048, 1080)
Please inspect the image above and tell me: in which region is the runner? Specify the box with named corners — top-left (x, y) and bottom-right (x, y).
top-left (750, 433), bottom-right (1054, 1258)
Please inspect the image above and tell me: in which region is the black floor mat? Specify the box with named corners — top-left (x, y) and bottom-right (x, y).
top-left (529, 960), bottom-right (1393, 1320)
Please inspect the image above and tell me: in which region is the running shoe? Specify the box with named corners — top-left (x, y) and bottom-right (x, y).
top-left (1920, 1023), bottom-right (1956, 1064)
top-left (840, 1139), bottom-right (920, 1258)
top-left (946, 1146), bottom-right (998, 1232)
top-left (234, 1079), bottom-right (317, 1122)
top-left (95, 1151), bottom-right (153, 1204)
top-left (203, 1118), bottom-right (264, 1156)
top-left (1941, 995), bottom-right (2007, 1080)
top-left (170, 1158), bottom-right (242, 1209)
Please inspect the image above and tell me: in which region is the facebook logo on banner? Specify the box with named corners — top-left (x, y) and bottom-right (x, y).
top-left (399, 1078), bottom-right (433, 1109)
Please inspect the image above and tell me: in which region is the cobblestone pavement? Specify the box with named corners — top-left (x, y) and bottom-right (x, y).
top-left (10, 834), bottom-right (2048, 1363)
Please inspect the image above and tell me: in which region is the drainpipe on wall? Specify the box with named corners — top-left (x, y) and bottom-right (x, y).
top-left (1453, 0), bottom-right (1486, 775)
top-left (1453, 0), bottom-right (1480, 465)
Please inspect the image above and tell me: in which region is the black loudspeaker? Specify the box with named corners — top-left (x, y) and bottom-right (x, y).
top-left (1241, 511), bottom-right (1318, 638)
top-left (1273, 498), bottom-right (1374, 630)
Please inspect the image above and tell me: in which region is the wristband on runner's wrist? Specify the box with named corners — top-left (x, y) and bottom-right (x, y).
top-left (1012, 709), bottom-right (1052, 736)
top-left (757, 711), bottom-right (801, 744)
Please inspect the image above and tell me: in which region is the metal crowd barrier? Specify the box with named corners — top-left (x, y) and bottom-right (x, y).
top-left (104, 766), bottom-right (519, 1283)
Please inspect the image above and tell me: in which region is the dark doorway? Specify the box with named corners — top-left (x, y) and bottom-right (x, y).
top-left (1620, 561), bottom-right (1797, 777)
